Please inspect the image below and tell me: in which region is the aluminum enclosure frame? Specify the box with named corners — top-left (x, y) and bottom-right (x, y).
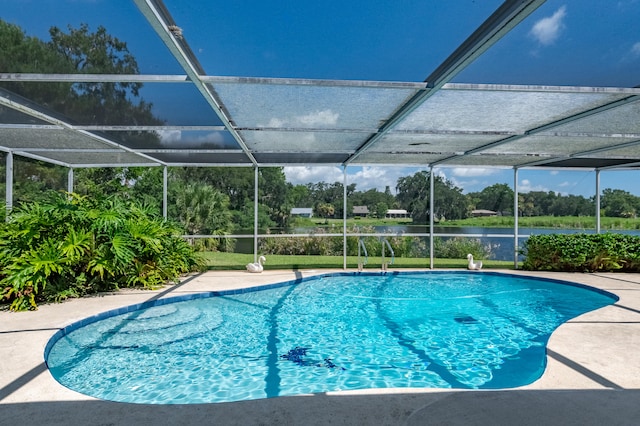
top-left (1, 0), bottom-right (639, 267)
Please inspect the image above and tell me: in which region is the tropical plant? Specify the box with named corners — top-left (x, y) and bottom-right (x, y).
top-left (0, 192), bottom-right (204, 311)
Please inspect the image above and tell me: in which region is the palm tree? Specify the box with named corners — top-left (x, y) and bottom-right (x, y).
top-left (173, 183), bottom-right (232, 235)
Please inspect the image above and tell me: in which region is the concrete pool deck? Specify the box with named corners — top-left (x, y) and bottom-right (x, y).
top-left (1, 269), bottom-right (639, 425)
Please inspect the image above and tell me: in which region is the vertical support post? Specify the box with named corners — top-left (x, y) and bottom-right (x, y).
top-left (429, 166), bottom-right (435, 270)
top-left (343, 166), bottom-right (348, 270)
top-left (595, 169), bottom-right (601, 234)
top-left (6, 152), bottom-right (13, 218)
top-left (67, 167), bottom-right (74, 194)
top-left (162, 166), bottom-right (168, 219)
top-left (514, 167), bottom-right (519, 269)
top-left (254, 166), bottom-right (259, 263)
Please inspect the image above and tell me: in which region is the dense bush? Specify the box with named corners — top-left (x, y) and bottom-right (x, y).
top-left (259, 227), bottom-right (413, 258)
top-left (521, 233), bottom-right (640, 272)
top-left (257, 227), bottom-right (492, 260)
top-left (0, 193), bottom-right (204, 311)
top-left (259, 228), bottom-right (345, 256)
top-left (434, 237), bottom-right (492, 260)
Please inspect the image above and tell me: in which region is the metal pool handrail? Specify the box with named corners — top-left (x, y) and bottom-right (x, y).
top-left (358, 237), bottom-right (368, 271)
top-left (381, 237), bottom-right (395, 271)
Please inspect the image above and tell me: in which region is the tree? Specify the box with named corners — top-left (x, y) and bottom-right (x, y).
top-left (518, 194), bottom-right (536, 217)
top-left (173, 167), bottom-right (290, 230)
top-left (173, 183), bottom-right (232, 235)
top-left (259, 167), bottom-right (290, 228)
top-left (433, 177), bottom-right (470, 221)
top-left (49, 24), bottom-right (162, 127)
top-left (349, 187), bottom-right (396, 218)
top-left (287, 183), bottom-right (311, 207)
top-left (1, 20), bottom-right (162, 128)
top-left (1, 20), bottom-right (164, 209)
top-left (4, 157), bottom-right (68, 205)
top-left (127, 167), bottom-right (164, 213)
top-left (470, 183), bottom-right (514, 214)
top-left (601, 189), bottom-right (640, 218)
top-left (374, 202), bottom-right (389, 219)
top-left (0, 19), bottom-right (74, 107)
top-left (396, 171), bottom-right (429, 223)
top-left (315, 203), bottom-right (335, 219)
top-left (396, 171), bottom-right (468, 223)
top-left (548, 194), bottom-right (593, 217)
top-left (305, 182), bottom-right (347, 217)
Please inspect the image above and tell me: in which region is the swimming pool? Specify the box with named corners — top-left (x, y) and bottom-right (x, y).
top-left (45, 271), bottom-right (617, 404)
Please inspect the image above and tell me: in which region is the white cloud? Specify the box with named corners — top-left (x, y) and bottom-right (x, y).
top-left (200, 132), bottom-right (226, 143)
top-left (436, 169), bottom-right (470, 191)
top-left (450, 167), bottom-right (500, 177)
top-left (434, 168), bottom-right (449, 180)
top-left (264, 109), bottom-right (339, 128)
top-left (530, 6), bottom-right (567, 46)
top-left (267, 117), bottom-right (286, 128)
top-left (284, 166), bottom-right (428, 194)
top-left (157, 129), bottom-right (182, 144)
top-left (284, 166), bottom-right (344, 186)
top-left (519, 179), bottom-right (548, 193)
top-left (297, 109), bottom-right (339, 127)
top-left (549, 170), bottom-right (559, 176)
top-left (156, 130), bottom-right (227, 146)
top-left (631, 42), bottom-right (640, 57)
top-left (348, 167), bottom-right (414, 193)
top-left (456, 178), bottom-right (480, 189)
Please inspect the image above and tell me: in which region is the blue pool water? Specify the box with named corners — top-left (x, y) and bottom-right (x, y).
top-left (45, 272), bottom-right (617, 404)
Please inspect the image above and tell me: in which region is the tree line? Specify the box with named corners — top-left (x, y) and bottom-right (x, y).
top-left (3, 157), bottom-right (640, 233)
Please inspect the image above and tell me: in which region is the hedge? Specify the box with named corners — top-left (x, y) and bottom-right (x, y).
top-left (521, 233), bottom-right (640, 272)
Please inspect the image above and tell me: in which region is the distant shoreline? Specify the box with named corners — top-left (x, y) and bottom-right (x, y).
top-left (304, 216), bottom-right (640, 231)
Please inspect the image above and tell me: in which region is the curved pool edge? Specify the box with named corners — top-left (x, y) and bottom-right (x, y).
top-left (44, 270), bottom-right (620, 362)
top-left (2, 268), bottom-right (639, 425)
top-left (43, 269), bottom-right (621, 395)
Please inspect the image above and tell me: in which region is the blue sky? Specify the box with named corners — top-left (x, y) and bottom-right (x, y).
top-left (2, 0), bottom-right (639, 196)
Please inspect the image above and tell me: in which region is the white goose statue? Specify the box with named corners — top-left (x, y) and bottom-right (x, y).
top-left (246, 255), bottom-right (266, 273)
top-left (467, 254), bottom-right (483, 270)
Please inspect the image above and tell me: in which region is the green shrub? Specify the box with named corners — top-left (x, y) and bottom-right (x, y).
top-left (434, 237), bottom-right (492, 260)
top-left (259, 228), bottom-right (344, 256)
top-left (256, 228), bottom-right (492, 261)
top-left (0, 193), bottom-right (204, 311)
top-left (521, 233), bottom-right (640, 272)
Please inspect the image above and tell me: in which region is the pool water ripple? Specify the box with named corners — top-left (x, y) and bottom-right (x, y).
top-left (45, 272), bottom-right (617, 404)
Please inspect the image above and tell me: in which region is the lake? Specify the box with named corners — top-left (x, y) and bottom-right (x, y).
top-left (234, 226), bottom-right (640, 261)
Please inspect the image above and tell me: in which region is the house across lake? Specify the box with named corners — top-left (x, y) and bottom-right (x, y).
top-left (385, 209), bottom-right (409, 218)
top-left (291, 208), bottom-right (313, 218)
top-left (471, 209), bottom-right (498, 217)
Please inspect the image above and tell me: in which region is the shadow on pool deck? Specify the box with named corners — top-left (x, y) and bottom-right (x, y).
top-left (1, 389), bottom-right (640, 426)
top-left (2, 269), bottom-right (640, 425)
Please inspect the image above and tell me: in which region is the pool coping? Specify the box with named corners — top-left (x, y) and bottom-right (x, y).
top-left (2, 269), bottom-right (640, 425)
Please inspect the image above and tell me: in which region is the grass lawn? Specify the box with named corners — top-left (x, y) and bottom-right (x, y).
top-left (201, 251), bottom-right (517, 270)
top-left (442, 215), bottom-right (640, 230)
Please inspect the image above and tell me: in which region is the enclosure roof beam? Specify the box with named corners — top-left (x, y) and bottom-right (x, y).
top-left (432, 94), bottom-right (640, 168)
top-left (344, 0), bottom-right (547, 166)
top-left (133, 0), bottom-right (258, 166)
top-left (0, 94), bottom-right (167, 167)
